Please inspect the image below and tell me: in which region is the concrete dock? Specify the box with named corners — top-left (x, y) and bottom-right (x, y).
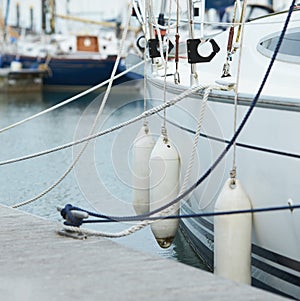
top-left (0, 204), bottom-right (290, 301)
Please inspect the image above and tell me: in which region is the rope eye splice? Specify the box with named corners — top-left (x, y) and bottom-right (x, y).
top-left (57, 204), bottom-right (89, 239)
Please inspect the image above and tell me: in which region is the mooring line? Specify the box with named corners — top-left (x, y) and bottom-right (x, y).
top-left (0, 60), bottom-right (145, 135)
top-left (61, 203), bottom-right (300, 224)
top-left (60, 1), bottom-right (296, 237)
top-left (1, 84), bottom-right (213, 167)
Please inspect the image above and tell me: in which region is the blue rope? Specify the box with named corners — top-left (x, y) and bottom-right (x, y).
top-left (77, 203), bottom-right (300, 223)
top-left (59, 203), bottom-right (300, 224)
top-left (60, 1), bottom-right (297, 226)
top-left (61, 204), bottom-right (85, 226)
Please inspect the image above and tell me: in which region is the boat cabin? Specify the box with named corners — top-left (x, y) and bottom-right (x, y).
top-left (76, 35), bottom-right (99, 52)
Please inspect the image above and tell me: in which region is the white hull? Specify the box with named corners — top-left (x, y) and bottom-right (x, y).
top-left (147, 77), bottom-right (300, 299)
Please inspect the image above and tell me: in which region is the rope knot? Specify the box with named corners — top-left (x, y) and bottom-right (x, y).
top-left (59, 204), bottom-right (89, 227)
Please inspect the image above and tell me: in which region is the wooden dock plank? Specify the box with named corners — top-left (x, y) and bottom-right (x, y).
top-left (0, 204), bottom-right (290, 301)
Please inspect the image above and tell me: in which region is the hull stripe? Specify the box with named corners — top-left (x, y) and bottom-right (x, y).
top-left (181, 205), bottom-right (300, 283)
top-left (252, 244), bottom-right (300, 273)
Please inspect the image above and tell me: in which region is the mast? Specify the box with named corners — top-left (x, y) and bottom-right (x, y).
top-left (0, 0), bottom-right (4, 42)
top-left (4, 0), bottom-right (9, 28)
top-left (16, 2), bottom-right (19, 29)
top-left (42, 0), bottom-right (55, 34)
top-left (29, 5), bottom-right (33, 32)
top-left (41, 0), bottom-right (46, 33)
top-left (49, 0), bottom-right (55, 34)
top-left (2, 0), bottom-right (10, 41)
top-left (158, 0), bottom-right (166, 26)
top-left (66, 0), bottom-right (70, 16)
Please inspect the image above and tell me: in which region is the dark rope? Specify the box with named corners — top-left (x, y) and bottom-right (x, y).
top-left (81, 203), bottom-right (300, 223)
top-left (60, 204), bottom-right (84, 226)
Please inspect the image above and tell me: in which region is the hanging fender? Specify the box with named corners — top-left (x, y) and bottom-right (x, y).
top-left (187, 38), bottom-right (220, 64)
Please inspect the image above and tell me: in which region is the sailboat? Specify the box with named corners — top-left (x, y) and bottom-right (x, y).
top-left (131, 0), bottom-right (300, 299)
top-left (0, 0), bottom-right (142, 89)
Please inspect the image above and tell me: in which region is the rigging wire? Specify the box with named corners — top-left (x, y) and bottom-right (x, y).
top-left (231, 0), bottom-right (248, 184)
top-left (143, 0), bottom-right (149, 127)
top-left (174, 0), bottom-right (180, 84)
top-left (161, 0), bottom-right (173, 141)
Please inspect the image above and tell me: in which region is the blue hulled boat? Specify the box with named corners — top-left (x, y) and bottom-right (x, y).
top-left (0, 34), bottom-right (142, 89)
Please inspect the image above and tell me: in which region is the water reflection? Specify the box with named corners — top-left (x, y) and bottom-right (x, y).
top-left (0, 82), bottom-right (207, 271)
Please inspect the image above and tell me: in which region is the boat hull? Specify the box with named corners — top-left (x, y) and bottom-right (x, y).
top-left (0, 54), bottom-right (138, 88)
top-left (147, 77), bottom-right (300, 300)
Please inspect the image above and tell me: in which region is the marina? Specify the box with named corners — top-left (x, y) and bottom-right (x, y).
top-left (0, 0), bottom-right (299, 300)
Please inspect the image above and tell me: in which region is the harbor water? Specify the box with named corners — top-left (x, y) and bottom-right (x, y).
top-left (0, 79), bottom-right (208, 271)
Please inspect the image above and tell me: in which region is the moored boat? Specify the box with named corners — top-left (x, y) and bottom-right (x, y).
top-left (0, 33), bottom-right (141, 89)
top-left (0, 0), bottom-right (143, 90)
top-left (135, 0), bottom-right (300, 299)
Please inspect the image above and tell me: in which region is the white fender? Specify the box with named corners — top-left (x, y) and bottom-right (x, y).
top-left (214, 178), bottom-right (252, 284)
top-left (150, 135), bottom-right (180, 248)
top-left (132, 125), bottom-right (155, 215)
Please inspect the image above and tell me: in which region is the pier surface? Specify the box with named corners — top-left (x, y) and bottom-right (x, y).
top-left (0, 204), bottom-right (290, 301)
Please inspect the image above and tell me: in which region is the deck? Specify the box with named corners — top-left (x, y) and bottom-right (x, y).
top-left (0, 204), bottom-right (290, 300)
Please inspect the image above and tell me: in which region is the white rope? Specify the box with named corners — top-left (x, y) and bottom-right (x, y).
top-left (12, 84), bottom-right (212, 208)
top-left (180, 87), bottom-right (211, 194)
top-left (174, 0), bottom-right (180, 84)
top-left (12, 2), bottom-right (134, 209)
top-left (0, 59), bottom-right (145, 135)
top-left (61, 85), bottom-right (219, 238)
top-left (2, 83), bottom-right (211, 167)
top-left (62, 220), bottom-right (150, 238)
top-left (133, 0), bottom-right (145, 26)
